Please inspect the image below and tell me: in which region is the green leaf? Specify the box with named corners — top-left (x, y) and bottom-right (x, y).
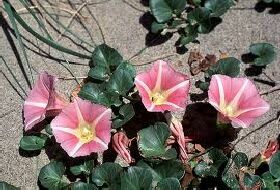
top-left (222, 152), bottom-right (248, 189)
top-left (121, 166), bottom-right (153, 190)
top-left (0, 181), bottom-right (19, 190)
top-left (269, 152), bottom-right (280, 180)
top-left (137, 160), bottom-right (185, 182)
top-left (92, 163), bottom-right (123, 188)
top-left (71, 182), bottom-right (97, 190)
top-left (78, 83), bottom-right (122, 107)
top-left (207, 57), bottom-right (241, 77)
top-left (138, 122), bottom-right (174, 159)
top-left (91, 44), bottom-right (123, 70)
top-left (243, 173), bottom-right (263, 188)
top-left (187, 8), bottom-right (212, 33)
top-left (261, 172), bottom-right (279, 190)
top-left (107, 62), bottom-right (135, 95)
top-left (232, 152), bottom-right (248, 169)
top-left (151, 21), bottom-right (167, 33)
top-left (191, 0), bottom-right (202, 6)
top-left (156, 178), bottom-right (181, 190)
top-left (19, 135), bottom-right (48, 151)
top-left (113, 104), bottom-right (135, 129)
top-left (150, 0), bottom-right (187, 23)
top-left (88, 66), bottom-right (109, 81)
top-left (70, 161), bottom-right (94, 176)
top-left (249, 43), bottom-right (277, 66)
top-left (194, 148), bottom-right (228, 177)
top-left (198, 81), bottom-right (209, 91)
top-left (38, 161), bottom-right (68, 190)
top-left (179, 25), bottom-right (198, 46)
top-left (204, 0), bottom-right (235, 17)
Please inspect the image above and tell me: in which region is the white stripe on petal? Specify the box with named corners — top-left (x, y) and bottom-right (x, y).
top-left (214, 75), bottom-right (225, 107)
top-left (73, 98), bottom-right (84, 122)
top-left (135, 78), bottom-right (152, 94)
top-left (154, 61), bottom-right (163, 90)
top-left (69, 141), bottom-right (84, 157)
top-left (165, 80), bottom-right (189, 96)
top-left (25, 115), bottom-right (43, 127)
top-left (237, 106), bottom-right (270, 116)
top-left (94, 137), bottom-right (108, 149)
top-left (25, 101), bottom-right (48, 108)
top-left (93, 109), bottom-right (111, 126)
top-left (52, 126), bottom-right (76, 135)
top-left (147, 104), bottom-right (155, 111)
top-left (229, 79), bottom-right (248, 107)
top-left (164, 102), bottom-right (184, 110)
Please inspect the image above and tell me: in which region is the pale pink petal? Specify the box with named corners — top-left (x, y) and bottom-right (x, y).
top-left (135, 60), bottom-right (190, 112)
top-left (208, 74), bottom-right (270, 128)
top-left (51, 98), bottom-right (112, 157)
top-left (112, 132), bottom-right (132, 163)
top-left (24, 72), bottom-right (67, 131)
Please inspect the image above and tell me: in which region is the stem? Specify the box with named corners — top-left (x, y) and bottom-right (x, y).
top-left (260, 84), bottom-right (280, 95)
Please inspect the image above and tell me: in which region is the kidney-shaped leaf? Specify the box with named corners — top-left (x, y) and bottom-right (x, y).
top-left (113, 104), bottom-right (135, 129)
top-left (250, 43), bottom-right (277, 66)
top-left (261, 172), bottom-right (279, 190)
top-left (150, 0), bottom-right (186, 23)
top-left (70, 161), bottom-right (93, 176)
top-left (71, 182), bottom-right (97, 190)
top-left (156, 177), bottom-right (181, 190)
top-left (38, 161), bottom-right (68, 190)
top-left (205, 0), bottom-right (235, 17)
top-left (121, 166), bottom-right (153, 190)
top-left (207, 57), bottom-right (240, 77)
top-left (92, 163), bottom-right (123, 188)
top-left (20, 135), bottom-right (48, 151)
top-left (0, 181), bottom-right (19, 190)
top-left (269, 152), bottom-right (280, 180)
top-left (138, 122), bottom-right (173, 159)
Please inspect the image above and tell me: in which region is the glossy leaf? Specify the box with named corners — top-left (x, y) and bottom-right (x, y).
top-left (150, 0), bottom-right (186, 23)
top-left (187, 8), bottom-right (211, 33)
top-left (113, 104), bottom-right (135, 129)
top-left (78, 83), bottom-right (122, 107)
top-left (179, 25), bottom-right (198, 45)
top-left (156, 178), bottom-right (181, 190)
top-left (0, 181), bottom-right (19, 190)
top-left (269, 152), bottom-right (280, 180)
top-left (71, 182), bottom-right (97, 190)
top-left (91, 44), bottom-right (123, 68)
top-left (137, 160), bottom-right (184, 182)
top-left (261, 172), bottom-right (279, 190)
top-left (107, 62), bottom-right (135, 95)
top-left (207, 57), bottom-right (240, 77)
top-left (243, 173), bottom-right (263, 189)
top-left (151, 21), bottom-right (167, 33)
top-left (121, 166), bottom-right (153, 190)
top-left (92, 163), bottom-right (123, 188)
top-left (250, 43), bottom-right (277, 66)
top-left (70, 161), bottom-right (94, 176)
top-left (38, 161), bottom-right (68, 190)
top-left (205, 0), bottom-right (235, 17)
top-left (232, 152), bottom-right (248, 169)
top-left (138, 122), bottom-right (173, 159)
top-left (88, 66), bottom-right (109, 81)
top-left (19, 135), bottom-right (48, 151)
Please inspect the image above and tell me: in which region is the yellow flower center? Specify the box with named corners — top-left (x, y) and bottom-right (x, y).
top-left (75, 122), bottom-right (95, 143)
top-left (150, 91), bottom-right (167, 105)
top-left (221, 104), bottom-right (238, 118)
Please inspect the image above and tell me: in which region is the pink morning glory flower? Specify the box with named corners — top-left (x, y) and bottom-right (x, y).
top-left (135, 60), bottom-right (190, 112)
top-left (51, 97), bottom-right (112, 157)
top-left (23, 72), bottom-right (67, 131)
top-left (208, 74), bottom-right (270, 128)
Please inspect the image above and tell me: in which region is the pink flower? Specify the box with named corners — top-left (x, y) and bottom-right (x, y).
top-left (112, 132), bottom-right (133, 163)
top-left (135, 60), bottom-right (190, 112)
top-left (23, 72), bottom-right (67, 131)
top-left (208, 74), bottom-right (270, 128)
top-left (51, 98), bottom-right (112, 157)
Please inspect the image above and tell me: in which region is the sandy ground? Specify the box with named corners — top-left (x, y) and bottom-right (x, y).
top-left (0, 0), bottom-right (279, 189)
